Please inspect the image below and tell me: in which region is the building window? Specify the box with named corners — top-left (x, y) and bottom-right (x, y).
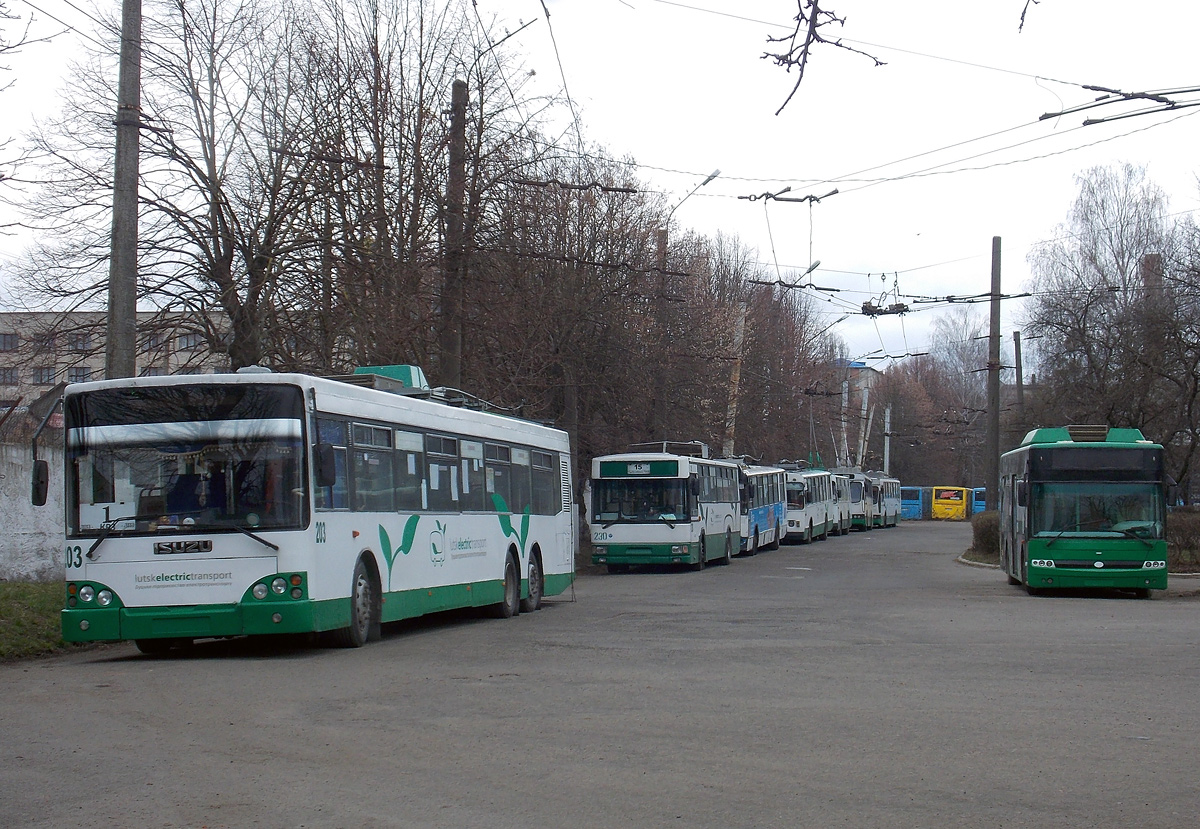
top-left (177, 332), bottom-right (203, 351)
top-left (141, 331), bottom-right (167, 353)
top-left (0, 333), bottom-right (18, 351)
top-left (68, 333), bottom-right (91, 352)
top-left (67, 366), bottom-right (93, 383)
top-left (32, 366), bottom-right (56, 385)
top-left (0, 367), bottom-right (17, 385)
top-left (138, 366), bottom-right (167, 377)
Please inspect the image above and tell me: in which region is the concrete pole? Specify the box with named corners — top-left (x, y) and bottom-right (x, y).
top-left (882, 404), bottom-right (891, 475)
top-left (1013, 330), bottom-right (1025, 419)
top-left (439, 78), bottom-right (467, 389)
top-left (986, 237), bottom-right (1002, 510)
top-left (105, 0), bottom-right (142, 379)
top-left (721, 305), bottom-right (747, 456)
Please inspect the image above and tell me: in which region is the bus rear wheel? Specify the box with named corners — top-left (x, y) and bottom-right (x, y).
top-left (520, 554), bottom-right (544, 613)
top-left (491, 553), bottom-right (520, 618)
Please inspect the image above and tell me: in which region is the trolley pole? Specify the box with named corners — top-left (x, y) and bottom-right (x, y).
top-left (985, 236), bottom-right (1002, 511)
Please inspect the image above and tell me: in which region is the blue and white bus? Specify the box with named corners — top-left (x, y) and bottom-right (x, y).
top-left (737, 464), bottom-right (786, 555)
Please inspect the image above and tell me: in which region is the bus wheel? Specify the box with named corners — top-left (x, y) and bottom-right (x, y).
top-left (1134, 588), bottom-right (1153, 600)
top-left (333, 558), bottom-right (377, 647)
top-left (745, 531), bottom-right (758, 557)
top-left (819, 521), bottom-right (829, 541)
top-left (520, 554), bottom-right (544, 612)
top-left (135, 638), bottom-right (183, 655)
top-left (803, 522), bottom-right (813, 544)
top-left (691, 535), bottom-right (707, 571)
top-left (723, 530), bottom-right (734, 564)
top-left (770, 523), bottom-right (783, 550)
top-left (1007, 573), bottom-right (1021, 586)
top-left (491, 554), bottom-right (520, 618)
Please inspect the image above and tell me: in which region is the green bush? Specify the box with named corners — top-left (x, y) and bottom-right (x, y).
top-left (970, 510), bottom-right (999, 558)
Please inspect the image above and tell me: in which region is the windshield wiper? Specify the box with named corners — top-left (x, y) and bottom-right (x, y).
top-left (658, 514), bottom-right (677, 529)
top-left (86, 514), bottom-right (156, 559)
top-left (203, 522), bottom-right (279, 551)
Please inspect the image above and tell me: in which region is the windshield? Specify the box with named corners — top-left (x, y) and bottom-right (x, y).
top-left (786, 482), bottom-right (807, 509)
top-left (65, 384), bottom-right (307, 536)
top-left (1032, 481), bottom-right (1164, 539)
top-left (592, 478), bottom-right (690, 523)
top-left (849, 480), bottom-right (864, 503)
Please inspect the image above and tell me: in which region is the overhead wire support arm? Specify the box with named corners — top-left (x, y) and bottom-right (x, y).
top-left (1040, 84), bottom-right (1200, 124)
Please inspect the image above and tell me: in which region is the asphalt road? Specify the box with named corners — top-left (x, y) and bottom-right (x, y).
top-left (3, 521), bottom-right (1198, 828)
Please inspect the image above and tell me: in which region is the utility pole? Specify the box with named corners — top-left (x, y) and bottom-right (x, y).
top-left (721, 305), bottom-right (747, 456)
top-left (105, 0), bottom-right (143, 379)
top-left (439, 78), bottom-right (467, 389)
top-left (986, 237), bottom-right (1002, 510)
top-left (1013, 330), bottom-right (1025, 420)
top-left (882, 404), bottom-right (892, 475)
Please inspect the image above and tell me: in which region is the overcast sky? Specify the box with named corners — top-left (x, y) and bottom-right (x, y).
top-left (481, 0), bottom-right (1200, 364)
top-left (4, 0), bottom-right (1199, 366)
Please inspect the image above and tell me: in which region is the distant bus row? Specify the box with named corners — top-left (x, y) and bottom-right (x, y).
top-left (900, 486), bottom-right (987, 521)
top-left (588, 442), bottom-right (901, 573)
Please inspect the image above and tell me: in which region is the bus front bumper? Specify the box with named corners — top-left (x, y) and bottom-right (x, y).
top-left (593, 543), bottom-right (699, 566)
top-left (1026, 561), bottom-right (1168, 591)
top-left (62, 601), bottom-right (319, 643)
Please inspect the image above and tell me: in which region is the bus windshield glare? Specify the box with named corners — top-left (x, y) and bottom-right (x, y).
top-left (1032, 481), bottom-right (1164, 539)
top-left (593, 478), bottom-right (690, 523)
top-left (65, 384), bottom-right (307, 536)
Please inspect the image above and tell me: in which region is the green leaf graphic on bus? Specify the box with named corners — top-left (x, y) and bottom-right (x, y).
top-left (431, 520), bottom-right (447, 566)
top-left (492, 494), bottom-right (530, 559)
top-left (379, 514), bottom-right (422, 585)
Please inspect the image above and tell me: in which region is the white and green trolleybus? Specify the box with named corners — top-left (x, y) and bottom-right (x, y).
top-left (37, 366), bottom-right (576, 652)
top-left (589, 441), bottom-right (740, 572)
top-left (999, 425), bottom-right (1167, 598)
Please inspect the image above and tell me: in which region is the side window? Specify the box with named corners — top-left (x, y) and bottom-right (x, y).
top-left (426, 435), bottom-right (459, 512)
top-left (352, 423), bottom-right (393, 512)
top-left (395, 430), bottom-right (425, 511)
top-left (315, 418), bottom-right (348, 510)
top-left (531, 450), bottom-right (558, 515)
top-left (459, 440), bottom-right (485, 511)
top-left (485, 443), bottom-right (513, 512)
top-left (511, 448), bottom-right (532, 514)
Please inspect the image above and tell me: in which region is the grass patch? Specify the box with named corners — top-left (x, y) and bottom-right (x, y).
top-left (0, 581), bottom-right (85, 661)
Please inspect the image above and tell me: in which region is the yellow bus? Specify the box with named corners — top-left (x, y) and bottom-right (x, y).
top-left (931, 486), bottom-right (969, 520)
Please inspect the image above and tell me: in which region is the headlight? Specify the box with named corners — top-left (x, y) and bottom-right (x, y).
top-left (271, 577), bottom-right (287, 594)
top-left (252, 583), bottom-right (269, 599)
top-left (97, 590), bottom-right (113, 607)
top-left (671, 545), bottom-right (687, 554)
top-left (78, 585), bottom-right (95, 603)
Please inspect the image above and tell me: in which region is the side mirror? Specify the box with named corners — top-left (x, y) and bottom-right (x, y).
top-left (32, 459), bottom-right (49, 506)
top-left (1017, 479), bottom-right (1028, 508)
top-left (314, 443), bottom-right (337, 488)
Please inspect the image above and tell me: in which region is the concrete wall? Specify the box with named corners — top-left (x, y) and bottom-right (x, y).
top-left (0, 442), bottom-right (64, 581)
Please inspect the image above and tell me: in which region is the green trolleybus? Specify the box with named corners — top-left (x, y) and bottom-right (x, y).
top-left (999, 425), bottom-right (1167, 598)
top-left (37, 366), bottom-right (576, 652)
top-left (589, 441), bottom-right (740, 572)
